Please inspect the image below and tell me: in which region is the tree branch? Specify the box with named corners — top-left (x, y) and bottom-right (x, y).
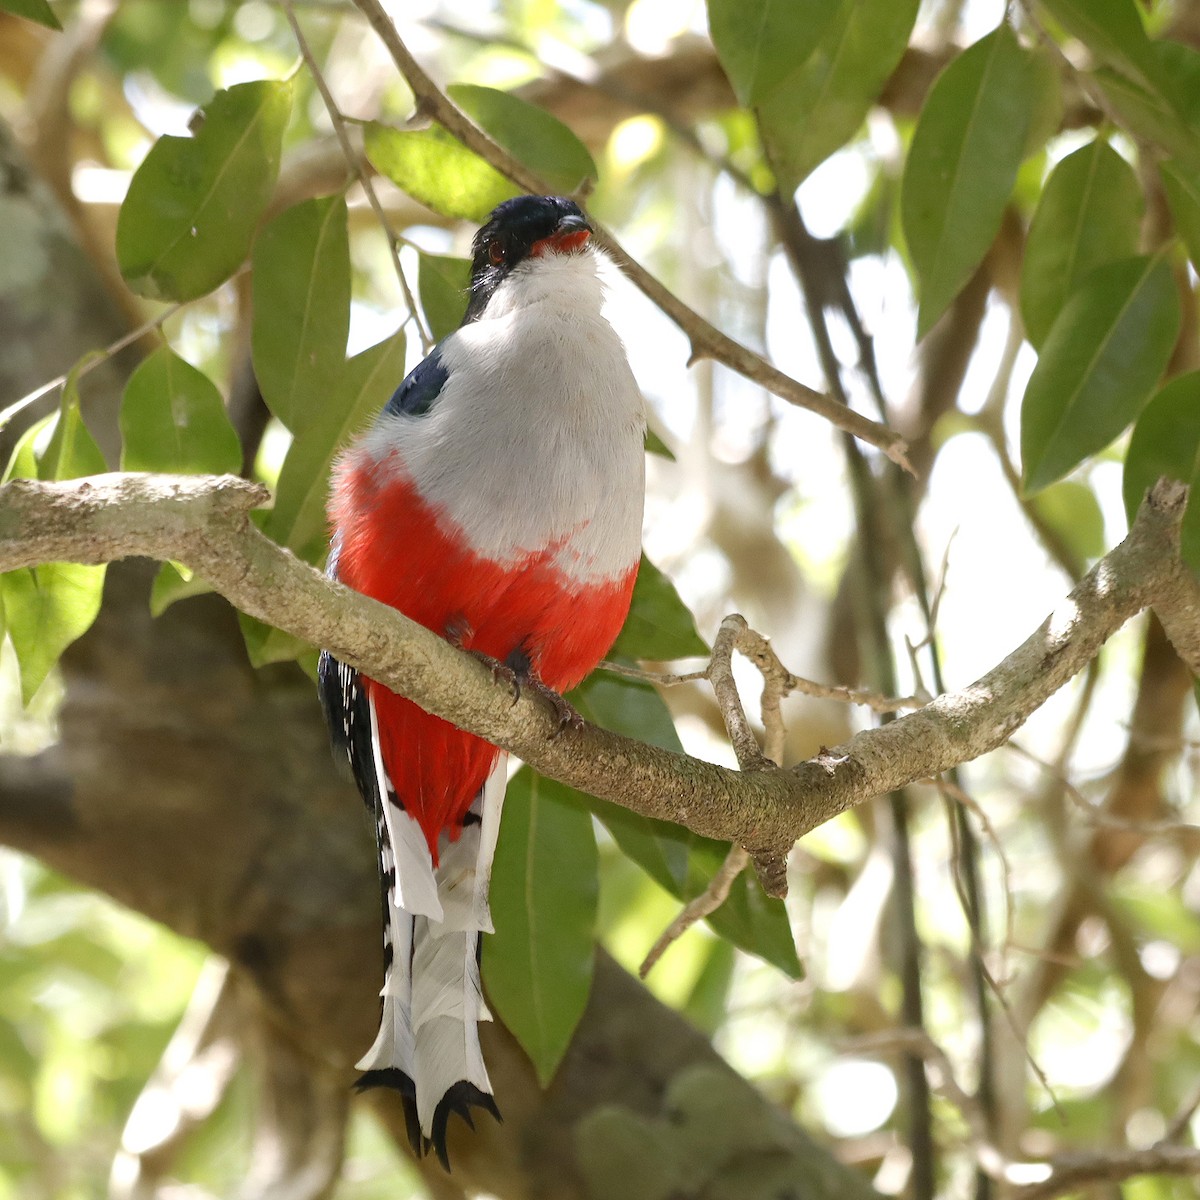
top-left (0, 473), bottom-right (1195, 898)
top-left (347, 0), bottom-right (909, 467)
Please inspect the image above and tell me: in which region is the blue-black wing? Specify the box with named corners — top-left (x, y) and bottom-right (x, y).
top-left (385, 343), bottom-right (449, 418)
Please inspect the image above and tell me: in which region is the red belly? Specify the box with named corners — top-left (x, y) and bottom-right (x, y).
top-left (332, 454), bottom-right (637, 852)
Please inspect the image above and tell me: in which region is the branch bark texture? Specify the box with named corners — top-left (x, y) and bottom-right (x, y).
top-left (1, 471), bottom-right (1195, 897)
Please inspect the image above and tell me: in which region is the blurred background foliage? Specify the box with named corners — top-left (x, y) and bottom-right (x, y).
top-left (1, 0), bottom-right (1200, 1198)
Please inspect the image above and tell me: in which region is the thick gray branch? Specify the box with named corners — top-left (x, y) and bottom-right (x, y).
top-left (0, 472), bottom-right (1195, 896)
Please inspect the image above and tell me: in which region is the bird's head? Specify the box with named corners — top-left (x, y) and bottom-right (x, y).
top-left (464, 195), bottom-right (593, 322)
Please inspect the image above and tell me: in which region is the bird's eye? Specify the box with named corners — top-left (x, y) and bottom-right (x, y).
top-left (488, 240), bottom-right (505, 266)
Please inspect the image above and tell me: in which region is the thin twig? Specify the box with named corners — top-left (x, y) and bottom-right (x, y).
top-left (638, 844), bottom-right (749, 979)
top-left (932, 776), bottom-right (1015, 975)
top-left (1012, 1146), bottom-right (1200, 1200)
top-left (0, 300), bottom-right (181, 430)
top-left (280, 0), bottom-right (432, 351)
top-left (639, 614), bottom-right (785, 975)
top-left (346, 0), bottom-right (909, 464)
top-left (1010, 741), bottom-right (1200, 837)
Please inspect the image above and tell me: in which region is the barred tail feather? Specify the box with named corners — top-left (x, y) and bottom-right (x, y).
top-left (358, 746), bottom-right (508, 1168)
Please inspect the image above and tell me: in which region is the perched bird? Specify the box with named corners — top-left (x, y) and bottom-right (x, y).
top-left (318, 195), bottom-right (646, 1166)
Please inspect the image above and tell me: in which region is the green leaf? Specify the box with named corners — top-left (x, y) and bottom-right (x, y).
top-left (238, 611), bottom-right (315, 668)
top-left (2, 415), bottom-right (52, 483)
top-left (2, 365), bottom-right (108, 703)
top-left (150, 562), bottom-right (211, 617)
top-left (483, 768), bottom-right (598, 1085)
top-left (263, 331), bottom-right (407, 566)
top-left (708, 0), bottom-right (840, 107)
top-left (1021, 255), bottom-right (1180, 494)
top-left (1124, 373), bottom-right (1200, 569)
top-left (572, 671), bottom-right (690, 895)
top-left (609, 555), bottom-right (707, 662)
top-left (417, 252), bottom-right (471, 341)
top-left (1, 0), bottom-right (61, 30)
top-left (120, 347), bottom-right (241, 474)
top-left (1039, 0), bottom-right (1154, 85)
top-left (251, 196), bottom-right (350, 432)
top-left (1028, 480), bottom-right (1106, 562)
top-left (758, 0), bottom-right (919, 192)
top-left (901, 24), bottom-right (1036, 339)
top-left (643, 427), bottom-right (674, 460)
top-left (1020, 139), bottom-right (1142, 349)
top-left (40, 374), bottom-right (107, 484)
top-left (365, 123), bottom-right (517, 223)
top-left (116, 79), bottom-right (292, 301)
top-left (1090, 43), bottom-right (1200, 171)
top-left (2, 563), bottom-right (105, 704)
top-left (243, 193), bottom-right (406, 666)
top-left (1161, 160), bottom-right (1200, 272)
top-left (447, 84), bottom-right (596, 194)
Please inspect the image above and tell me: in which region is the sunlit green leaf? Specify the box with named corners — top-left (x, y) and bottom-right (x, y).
top-left (116, 79), bottom-right (292, 301)
top-left (708, 0), bottom-right (840, 106)
top-left (1039, 0), bottom-right (1154, 85)
top-left (120, 347), bottom-right (241, 474)
top-left (1020, 139), bottom-right (1142, 349)
top-left (758, 0), bottom-right (919, 191)
top-left (901, 24), bottom-right (1036, 339)
top-left (1161, 160), bottom-right (1200, 272)
top-left (417, 251), bottom-right (471, 341)
top-left (1, 365), bottom-right (109, 703)
top-left (1, 0), bottom-right (61, 30)
top-left (448, 84), bottom-right (596, 194)
top-left (483, 768), bottom-right (598, 1084)
top-left (609, 555), bottom-right (707, 662)
top-left (40, 375), bottom-right (107, 484)
top-left (252, 196), bottom-right (350, 432)
top-left (2, 563), bottom-right (105, 705)
top-left (1022, 255), bottom-right (1180, 494)
top-left (364, 123), bottom-right (517, 222)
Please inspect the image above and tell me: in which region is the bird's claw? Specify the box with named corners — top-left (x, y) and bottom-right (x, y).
top-left (522, 675), bottom-right (584, 738)
top-left (465, 648), bottom-right (521, 705)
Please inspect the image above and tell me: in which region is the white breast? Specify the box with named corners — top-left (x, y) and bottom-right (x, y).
top-left (364, 249), bottom-right (646, 585)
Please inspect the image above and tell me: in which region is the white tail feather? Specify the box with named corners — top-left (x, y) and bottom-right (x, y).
top-left (361, 746), bottom-right (508, 1140)
top-left (370, 696), bottom-right (442, 920)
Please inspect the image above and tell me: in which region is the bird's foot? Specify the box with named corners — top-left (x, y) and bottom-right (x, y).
top-left (445, 618), bottom-right (519, 703)
top-left (448, 628), bottom-right (583, 734)
top-left (466, 648), bottom-right (522, 705)
top-left (518, 671), bottom-right (585, 737)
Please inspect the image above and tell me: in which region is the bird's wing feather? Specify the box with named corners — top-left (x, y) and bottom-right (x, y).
top-left (385, 343), bottom-right (450, 418)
